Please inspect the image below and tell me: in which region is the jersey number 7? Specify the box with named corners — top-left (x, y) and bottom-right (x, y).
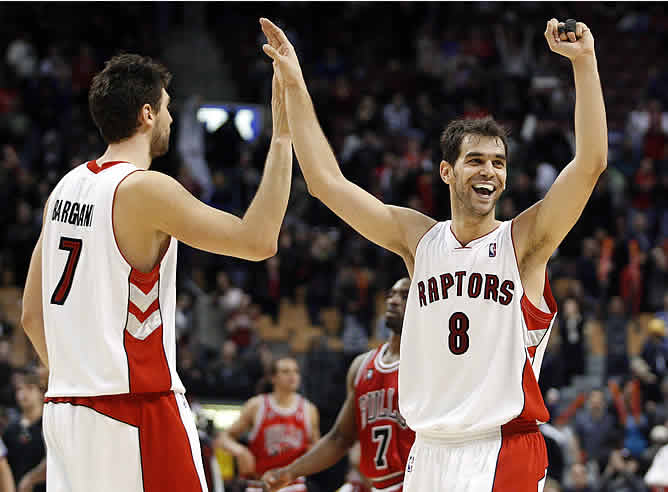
top-left (50, 237), bottom-right (83, 305)
top-left (372, 425), bottom-right (392, 469)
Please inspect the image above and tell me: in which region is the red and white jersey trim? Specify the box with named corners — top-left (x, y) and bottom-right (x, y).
top-left (43, 161), bottom-right (184, 397)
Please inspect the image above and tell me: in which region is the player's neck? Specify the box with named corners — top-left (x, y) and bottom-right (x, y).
top-left (271, 390), bottom-right (297, 408)
top-left (97, 137), bottom-right (152, 170)
top-left (385, 334), bottom-right (401, 361)
top-left (450, 212), bottom-right (500, 246)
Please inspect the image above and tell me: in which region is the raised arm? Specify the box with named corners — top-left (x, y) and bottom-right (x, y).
top-left (119, 70), bottom-right (292, 262)
top-left (261, 353), bottom-right (367, 491)
top-left (260, 18), bottom-right (434, 271)
top-left (514, 19), bottom-right (607, 271)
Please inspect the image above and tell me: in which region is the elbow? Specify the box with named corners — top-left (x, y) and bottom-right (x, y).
top-left (248, 242), bottom-right (278, 262)
top-left (593, 155), bottom-right (608, 176)
top-left (328, 428), bottom-right (356, 452)
top-left (259, 243), bottom-right (278, 260)
top-left (577, 154), bottom-right (607, 177)
top-left (305, 180), bottom-right (323, 199)
top-left (21, 309), bottom-right (38, 335)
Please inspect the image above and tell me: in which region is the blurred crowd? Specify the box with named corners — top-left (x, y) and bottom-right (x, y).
top-left (1, 2), bottom-right (668, 491)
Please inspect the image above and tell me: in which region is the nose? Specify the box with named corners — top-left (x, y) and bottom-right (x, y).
top-left (480, 160), bottom-right (494, 177)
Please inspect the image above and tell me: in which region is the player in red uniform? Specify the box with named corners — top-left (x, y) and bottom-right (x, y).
top-left (262, 278), bottom-right (415, 492)
top-left (217, 356), bottom-right (319, 491)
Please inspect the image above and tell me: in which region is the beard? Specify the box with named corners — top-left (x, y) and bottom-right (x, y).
top-left (452, 180), bottom-right (499, 217)
top-left (150, 127), bottom-right (170, 159)
top-left (386, 315), bottom-right (403, 335)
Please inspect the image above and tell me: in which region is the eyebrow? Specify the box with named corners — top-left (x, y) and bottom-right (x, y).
top-left (465, 152), bottom-right (506, 160)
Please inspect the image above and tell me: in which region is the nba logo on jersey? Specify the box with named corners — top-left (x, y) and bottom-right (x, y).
top-left (366, 369), bottom-right (373, 380)
top-left (406, 455), bottom-right (414, 473)
top-left (489, 242), bottom-right (497, 257)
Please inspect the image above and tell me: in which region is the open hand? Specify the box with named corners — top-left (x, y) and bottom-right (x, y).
top-left (260, 18), bottom-right (305, 88)
top-left (544, 18), bottom-right (594, 61)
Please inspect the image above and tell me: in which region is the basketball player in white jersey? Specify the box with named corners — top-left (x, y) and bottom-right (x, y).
top-left (261, 17), bottom-right (606, 491)
top-left (20, 54), bottom-right (293, 492)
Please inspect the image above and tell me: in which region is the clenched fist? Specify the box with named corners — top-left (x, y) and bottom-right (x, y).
top-left (544, 18), bottom-right (595, 61)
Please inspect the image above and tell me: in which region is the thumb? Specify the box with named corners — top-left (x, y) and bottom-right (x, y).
top-left (263, 44), bottom-right (280, 60)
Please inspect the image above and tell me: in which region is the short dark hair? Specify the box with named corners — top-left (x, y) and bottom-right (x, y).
top-left (89, 53), bottom-right (172, 144)
top-left (270, 354), bottom-right (298, 376)
top-left (440, 117), bottom-right (509, 165)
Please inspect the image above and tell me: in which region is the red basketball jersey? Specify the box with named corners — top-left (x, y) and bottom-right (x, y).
top-left (355, 344), bottom-right (415, 491)
top-left (247, 394), bottom-right (311, 476)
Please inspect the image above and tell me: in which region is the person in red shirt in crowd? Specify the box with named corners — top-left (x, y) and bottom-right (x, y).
top-left (217, 356), bottom-right (319, 492)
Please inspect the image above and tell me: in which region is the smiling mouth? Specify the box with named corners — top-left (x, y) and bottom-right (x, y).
top-left (472, 185), bottom-right (495, 197)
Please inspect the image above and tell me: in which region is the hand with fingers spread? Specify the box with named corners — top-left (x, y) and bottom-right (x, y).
top-left (544, 18), bottom-right (594, 61)
top-left (260, 18), bottom-right (306, 88)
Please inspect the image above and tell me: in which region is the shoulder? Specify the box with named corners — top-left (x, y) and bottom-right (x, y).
top-left (1, 422), bottom-right (19, 440)
top-left (303, 398), bottom-right (319, 416)
top-left (117, 170), bottom-right (170, 194)
top-left (387, 206), bottom-right (438, 252)
top-left (244, 395), bottom-right (265, 415)
top-left (347, 349), bottom-right (375, 388)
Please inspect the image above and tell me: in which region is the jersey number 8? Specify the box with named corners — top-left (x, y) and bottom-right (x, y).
top-left (448, 312), bottom-right (470, 355)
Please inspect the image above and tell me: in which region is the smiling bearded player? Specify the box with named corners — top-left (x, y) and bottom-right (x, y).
top-left (260, 16), bottom-right (606, 491)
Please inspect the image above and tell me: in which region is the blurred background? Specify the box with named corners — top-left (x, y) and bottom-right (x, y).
top-left (1, 2), bottom-right (668, 491)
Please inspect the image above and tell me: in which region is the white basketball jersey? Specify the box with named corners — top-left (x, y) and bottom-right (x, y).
top-left (42, 161), bottom-right (185, 397)
top-left (399, 220), bottom-right (557, 437)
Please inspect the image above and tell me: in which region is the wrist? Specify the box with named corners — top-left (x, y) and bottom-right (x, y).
top-left (232, 444), bottom-right (248, 457)
top-left (271, 135), bottom-right (292, 144)
top-left (285, 79), bottom-right (308, 94)
top-left (571, 52), bottom-right (597, 69)
top-left (283, 465), bottom-right (298, 480)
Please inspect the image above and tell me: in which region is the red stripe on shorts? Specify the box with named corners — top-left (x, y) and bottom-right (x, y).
top-left (45, 392), bottom-right (203, 491)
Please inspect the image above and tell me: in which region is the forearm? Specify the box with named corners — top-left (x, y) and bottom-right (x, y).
top-left (241, 138), bottom-right (292, 254)
top-left (20, 459), bottom-right (45, 489)
top-left (218, 432), bottom-right (249, 457)
top-left (23, 321), bottom-right (49, 369)
top-left (0, 460), bottom-right (15, 492)
top-left (572, 54), bottom-right (607, 170)
top-left (284, 84), bottom-right (343, 197)
top-left (286, 430), bottom-right (353, 478)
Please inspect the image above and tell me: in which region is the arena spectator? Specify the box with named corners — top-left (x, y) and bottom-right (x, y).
top-left (1, 372), bottom-right (44, 492)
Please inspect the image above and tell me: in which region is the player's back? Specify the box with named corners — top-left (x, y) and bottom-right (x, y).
top-left (399, 220), bottom-right (557, 438)
top-left (42, 160), bottom-right (184, 397)
top-left (355, 344), bottom-right (415, 491)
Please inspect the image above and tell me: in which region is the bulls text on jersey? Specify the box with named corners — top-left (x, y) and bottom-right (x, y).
top-left (358, 388), bottom-right (407, 430)
top-left (264, 423), bottom-right (305, 457)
